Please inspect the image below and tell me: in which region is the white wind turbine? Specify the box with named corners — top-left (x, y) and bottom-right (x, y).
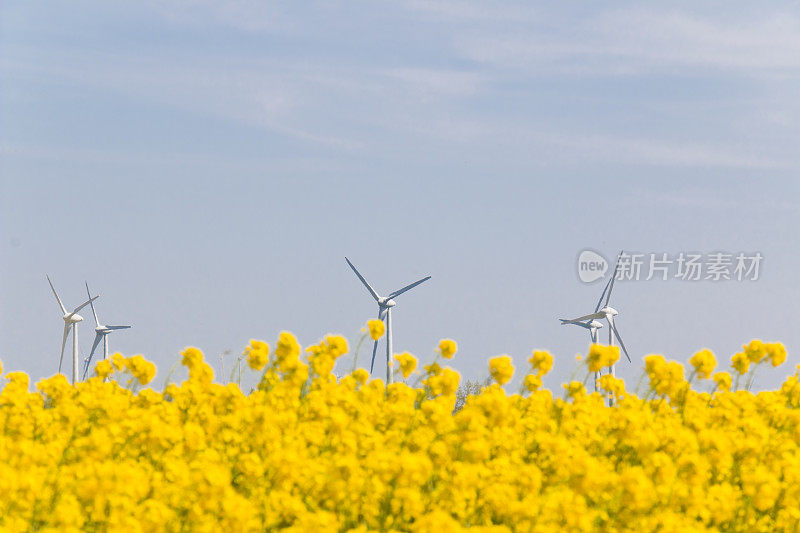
top-left (82, 282), bottom-right (132, 380)
top-left (560, 251), bottom-right (631, 383)
top-left (47, 276), bottom-right (99, 384)
top-left (345, 257), bottom-right (431, 385)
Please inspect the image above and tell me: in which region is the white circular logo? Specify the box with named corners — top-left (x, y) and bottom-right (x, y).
top-left (577, 250), bottom-right (608, 283)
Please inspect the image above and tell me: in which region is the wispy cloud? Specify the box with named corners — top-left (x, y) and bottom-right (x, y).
top-left (380, 68), bottom-right (484, 99)
top-left (142, 0), bottom-right (290, 33)
top-left (3, 2), bottom-right (799, 172)
top-left (397, 0), bottom-right (538, 23)
top-left (625, 185), bottom-right (800, 212)
top-left (455, 8), bottom-right (800, 75)
top-left (543, 132), bottom-right (787, 169)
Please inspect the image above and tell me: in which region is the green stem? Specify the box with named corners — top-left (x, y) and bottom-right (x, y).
top-left (351, 332), bottom-right (368, 373)
top-left (161, 359), bottom-right (181, 391)
top-left (229, 356), bottom-right (243, 384)
top-left (745, 362), bottom-right (761, 391)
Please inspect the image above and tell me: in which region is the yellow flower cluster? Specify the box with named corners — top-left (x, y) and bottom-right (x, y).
top-left (714, 372), bottom-right (732, 391)
top-left (421, 363), bottom-right (460, 397)
top-left (393, 352), bottom-right (417, 379)
top-left (488, 355), bottom-right (514, 385)
top-left (597, 373), bottom-right (626, 398)
top-left (245, 339), bottom-right (270, 370)
top-left (689, 348), bottom-right (716, 379)
top-left (0, 335), bottom-right (797, 532)
top-left (94, 353), bottom-right (156, 385)
top-left (437, 339), bottom-right (457, 359)
top-left (367, 319), bottom-right (385, 341)
top-left (738, 339), bottom-right (788, 368)
top-left (644, 354), bottom-right (686, 397)
top-left (586, 343), bottom-right (619, 372)
top-left (524, 350), bottom-right (553, 392)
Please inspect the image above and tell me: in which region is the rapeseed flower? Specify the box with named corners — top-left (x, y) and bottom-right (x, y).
top-left (394, 352), bottom-right (417, 378)
top-left (523, 374), bottom-right (542, 392)
top-left (488, 355), bottom-right (514, 385)
top-left (95, 359), bottom-right (113, 379)
top-left (367, 319), bottom-right (385, 341)
top-left (768, 342), bottom-right (787, 367)
top-left (713, 371), bottom-right (732, 391)
top-left (438, 339), bottom-right (457, 359)
top-left (689, 348), bottom-right (716, 379)
top-left (528, 350), bottom-right (553, 376)
top-left (731, 351), bottom-right (750, 374)
top-left (245, 339), bottom-right (270, 370)
top-left (587, 344), bottom-right (619, 372)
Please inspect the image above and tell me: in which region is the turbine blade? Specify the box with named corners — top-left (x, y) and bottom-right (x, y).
top-left (369, 308), bottom-right (383, 373)
top-left (571, 321), bottom-right (592, 330)
top-left (594, 276), bottom-right (613, 313)
top-left (388, 276), bottom-right (431, 299)
top-left (605, 250), bottom-right (624, 307)
top-left (561, 312), bottom-right (605, 323)
top-left (85, 282), bottom-right (99, 326)
top-left (106, 325), bottom-right (132, 330)
top-left (47, 275), bottom-right (67, 315)
top-left (58, 323), bottom-right (70, 373)
top-left (345, 257), bottom-right (380, 301)
top-left (83, 333), bottom-right (103, 379)
top-left (609, 318), bottom-right (631, 362)
top-left (369, 340), bottom-right (379, 373)
top-left (69, 295), bottom-right (99, 316)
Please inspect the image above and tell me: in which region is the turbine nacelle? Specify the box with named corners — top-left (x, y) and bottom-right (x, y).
top-left (588, 320), bottom-right (603, 330)
top-left (64, 313), bottom-right (83, 323)
top-left (379, 297), bottom-right (397, 308)
top-left (600, 306), bottom-right (618, 317)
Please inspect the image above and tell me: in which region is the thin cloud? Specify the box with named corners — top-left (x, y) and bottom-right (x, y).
top-left (456, 8), bottom-right (800, 75)
top-left (380, 68), bottom-right (484, 99)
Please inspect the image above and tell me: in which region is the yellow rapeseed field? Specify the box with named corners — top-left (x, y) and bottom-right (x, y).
top-left (0, 329), bottom-right (797, 532)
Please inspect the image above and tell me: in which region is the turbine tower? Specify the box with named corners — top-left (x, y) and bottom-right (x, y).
top-left (82, 282), bottom-right (132, 380)
top-left (562, 318), bottom-right (604, 389)
top-left (345, 257), bottom-right (430, 385)
top-left (560, 251), bottom-right (631, 397)
top-left (47, 276), bottom-right (99, 384)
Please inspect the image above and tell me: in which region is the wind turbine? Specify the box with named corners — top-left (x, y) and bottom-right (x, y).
top-left (345, 257), bottom-right (430, 385)
top-left (82, 282), bottom-right (132, 380)
top-left (560, 251), bottom-right (632, 387)
top-left (47, 276), bottom-right (99, 384)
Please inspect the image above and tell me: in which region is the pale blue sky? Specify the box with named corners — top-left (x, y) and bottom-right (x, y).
top-left (1, 1), bottom-right (799, 390)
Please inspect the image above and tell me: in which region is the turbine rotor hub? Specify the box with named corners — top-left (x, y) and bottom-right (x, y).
top-left (379, 297), bottom-right (396, 308)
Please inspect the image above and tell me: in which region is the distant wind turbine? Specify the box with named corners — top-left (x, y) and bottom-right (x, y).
top-left (47, 276), bottom-right (99, 384)
top-left (560, 251), bottom-right (632, 392)
top-left (345, 257), bottom-right (430, 385)
top-left (82, 282), bottom-right (132, 380)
